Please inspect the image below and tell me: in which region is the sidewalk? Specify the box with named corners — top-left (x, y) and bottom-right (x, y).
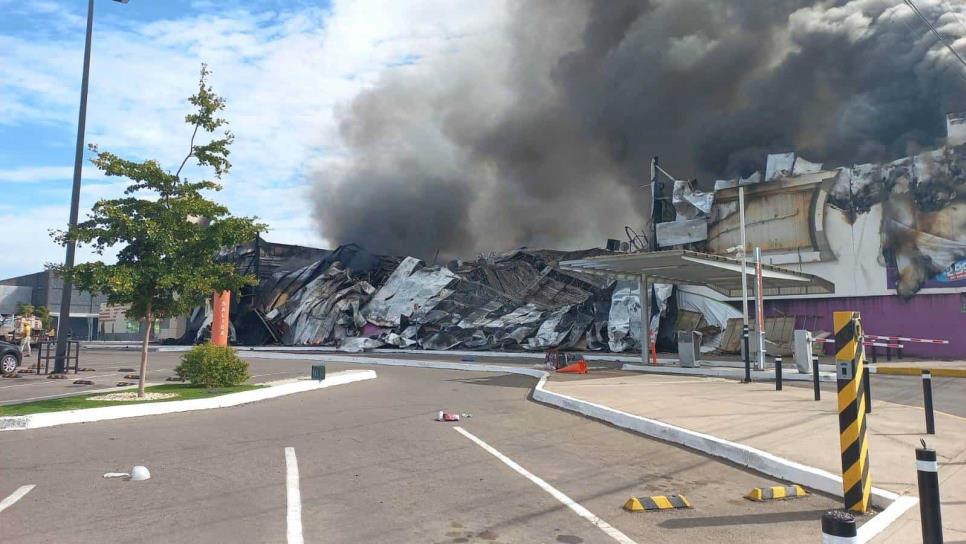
top-left (545, 372), bottom-right (966, 543)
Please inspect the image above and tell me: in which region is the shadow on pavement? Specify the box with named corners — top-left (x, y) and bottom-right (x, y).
top-left (658, 508), bottom-right (831, 529)
top-left (446, 374), bottom-right (534, 389)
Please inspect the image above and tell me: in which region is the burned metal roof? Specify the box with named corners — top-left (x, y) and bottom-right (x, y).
top-left (559, 249), bottom-right (835, 297)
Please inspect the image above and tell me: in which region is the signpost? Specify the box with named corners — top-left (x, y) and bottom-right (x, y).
top-left (211, 291), bottom-right (230, 346)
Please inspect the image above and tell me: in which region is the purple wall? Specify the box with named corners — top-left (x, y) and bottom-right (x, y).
top-left (763, 293), bottom-right (966, 359)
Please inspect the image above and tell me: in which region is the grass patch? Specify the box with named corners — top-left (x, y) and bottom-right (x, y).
top-left (0, 383), bottom-right (264, 416)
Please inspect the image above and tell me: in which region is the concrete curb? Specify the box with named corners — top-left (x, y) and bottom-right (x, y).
top-left (241, 351), bottom-right (915, 543)
top-left (0, 369), bottom-right (376, 432)
top-left (621, 363), bottom-right (838, 382)
top-left (84, 343), bottom-right (678, 363)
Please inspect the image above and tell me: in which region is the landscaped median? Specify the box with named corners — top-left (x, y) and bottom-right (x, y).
top-left (0, 384), bottom-right (264, 417)
top-left (0, 369), bottom-right (376, 431)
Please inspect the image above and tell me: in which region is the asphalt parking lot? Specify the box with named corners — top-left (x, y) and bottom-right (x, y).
top-left (1, 354), bottom-right (840, 543)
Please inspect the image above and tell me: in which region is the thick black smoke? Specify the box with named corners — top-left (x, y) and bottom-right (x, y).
top-left (312, 0), bottom-right (966, 259)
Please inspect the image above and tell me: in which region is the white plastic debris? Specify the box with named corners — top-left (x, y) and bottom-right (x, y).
top-left (130, 466), bottom-right (151, 481)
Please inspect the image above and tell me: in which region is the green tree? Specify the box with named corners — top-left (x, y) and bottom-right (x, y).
top-left (15, 303), bottom-right (34, 318)
top-left (51, 65), bottom-right (265, 397)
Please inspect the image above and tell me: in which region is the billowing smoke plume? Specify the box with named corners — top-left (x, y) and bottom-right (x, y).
top-left (312, 0), bottom-right (966, 259)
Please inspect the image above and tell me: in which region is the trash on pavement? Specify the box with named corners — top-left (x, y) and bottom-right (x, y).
top-left (436, 411), bottom-right (460, 422)
top-left (103, 465), bottom-right (151, 481)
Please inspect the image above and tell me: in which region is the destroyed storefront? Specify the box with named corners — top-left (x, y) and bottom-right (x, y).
top-left (647, 114), bottom-right (966, 358)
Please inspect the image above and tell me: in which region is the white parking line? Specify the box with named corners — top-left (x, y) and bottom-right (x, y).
top-left (453, 427), bottom-right (638, 544)
top-left (285, 447), bottom-right (303, 544)
top-left (0, 485), bottom-right (35, 514)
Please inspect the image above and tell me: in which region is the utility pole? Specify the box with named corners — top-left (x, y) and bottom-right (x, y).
top-left (739, 186), bottom-right (751, 381)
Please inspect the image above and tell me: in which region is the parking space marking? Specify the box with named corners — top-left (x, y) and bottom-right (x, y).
top-left (0, 485), bottom-right (35, 514)
top-left (453, 426), bottom-right (638, 544)
top-left (285, 447), bottom-right (303, 544)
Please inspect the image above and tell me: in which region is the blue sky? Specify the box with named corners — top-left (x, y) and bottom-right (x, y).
top-left (0, 0), bottom-right (500, 278)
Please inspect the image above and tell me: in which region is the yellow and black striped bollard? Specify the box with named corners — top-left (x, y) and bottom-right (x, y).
top-left (833, 311), bottom-right (871, 514)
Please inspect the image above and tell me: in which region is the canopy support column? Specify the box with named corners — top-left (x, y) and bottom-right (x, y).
top-left (640, 273), bottom-right (650, 365)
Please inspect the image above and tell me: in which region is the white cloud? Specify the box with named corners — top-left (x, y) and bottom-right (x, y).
top-left (0, 166), bottom-right (73, 183)
top-left (0, 0), bottom-right (506, 276)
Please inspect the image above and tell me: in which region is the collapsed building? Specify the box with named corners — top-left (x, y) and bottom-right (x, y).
top-left (184, 241), bottom-right (644, 353)
top-left (181, 117), bottom-right (965, 359)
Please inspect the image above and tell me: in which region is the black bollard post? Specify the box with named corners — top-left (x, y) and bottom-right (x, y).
top-left (775, 356), bottom-right (782, 391)
top-left (923, 370), bottom-right (936, 435)
top-left (863, 365), bottom-right (872, 414)
top-left (812, 355), bottom-right (821, 401)
top-left (887, 346), bottom-right (892, 361)
top-left (898, 344), bottom-right (904, 359)
top-left (916, 443), bottom-right (943, 544)
top-left (871, 344), bottom-right (878, 364)
top-left (742, 324), bottom-right (751, 383)
top-left (821, 510), bottom-right (857, 544)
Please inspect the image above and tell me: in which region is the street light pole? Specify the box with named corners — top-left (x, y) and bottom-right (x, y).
top-left (739, 186), bottom-right (751, 382)
top-left (54, 0), bottom-right (129, 373)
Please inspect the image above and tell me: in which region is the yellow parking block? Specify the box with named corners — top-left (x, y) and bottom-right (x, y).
top-left (745, 485), bottom-right (808, 502)
top-left (623, 494), bottom-right (691, 511)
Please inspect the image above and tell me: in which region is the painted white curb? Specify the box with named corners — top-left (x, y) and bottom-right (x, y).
top-left (0, 369), bottom-right (376, 431)
top-left (242, 351), bottom-right (914, 544)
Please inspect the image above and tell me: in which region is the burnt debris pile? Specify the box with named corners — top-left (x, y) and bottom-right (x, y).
top-left (195, 242), bottom-right (641, 352)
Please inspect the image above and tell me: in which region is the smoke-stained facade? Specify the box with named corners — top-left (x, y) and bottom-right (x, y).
top-left (313, 0), bottom-right (966, 260)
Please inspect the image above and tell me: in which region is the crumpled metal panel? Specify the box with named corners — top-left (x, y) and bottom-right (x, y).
top-left (525, 306), bottom-right (572, 350)
top-left (607, 280), bottom-right (642, 352)
top-left (276, 263), bottom-right (375, 345)
top-left (339, 336), bottom-right (385, 352)
top-left (672, 180), bottom-right (713, 219)
top-left (603, 280), bottom-right (665, 354)
top-left (765, 153), bottom-right (796, 181)
top-left (792, 157), bottom-right (823, 175)
top-left (482, 304), bottom-right (545, 329)
top-left (363, 257), bottom-right (457, 327)
top-left (656, 218), bottom-right (708, 247)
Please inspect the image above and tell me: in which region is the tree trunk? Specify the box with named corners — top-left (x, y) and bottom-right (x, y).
top-left (138, 303), bottom-right (152, 398)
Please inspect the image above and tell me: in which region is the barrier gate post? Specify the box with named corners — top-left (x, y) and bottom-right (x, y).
top-left (834, 311), bottom-right (871, 513)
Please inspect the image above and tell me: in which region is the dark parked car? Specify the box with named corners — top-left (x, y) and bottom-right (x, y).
top-left (1, 340), bottom-right (22, 374)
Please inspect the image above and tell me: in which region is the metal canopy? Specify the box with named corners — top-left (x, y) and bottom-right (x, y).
top-left (559, 249), bottom-right (834, 297)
